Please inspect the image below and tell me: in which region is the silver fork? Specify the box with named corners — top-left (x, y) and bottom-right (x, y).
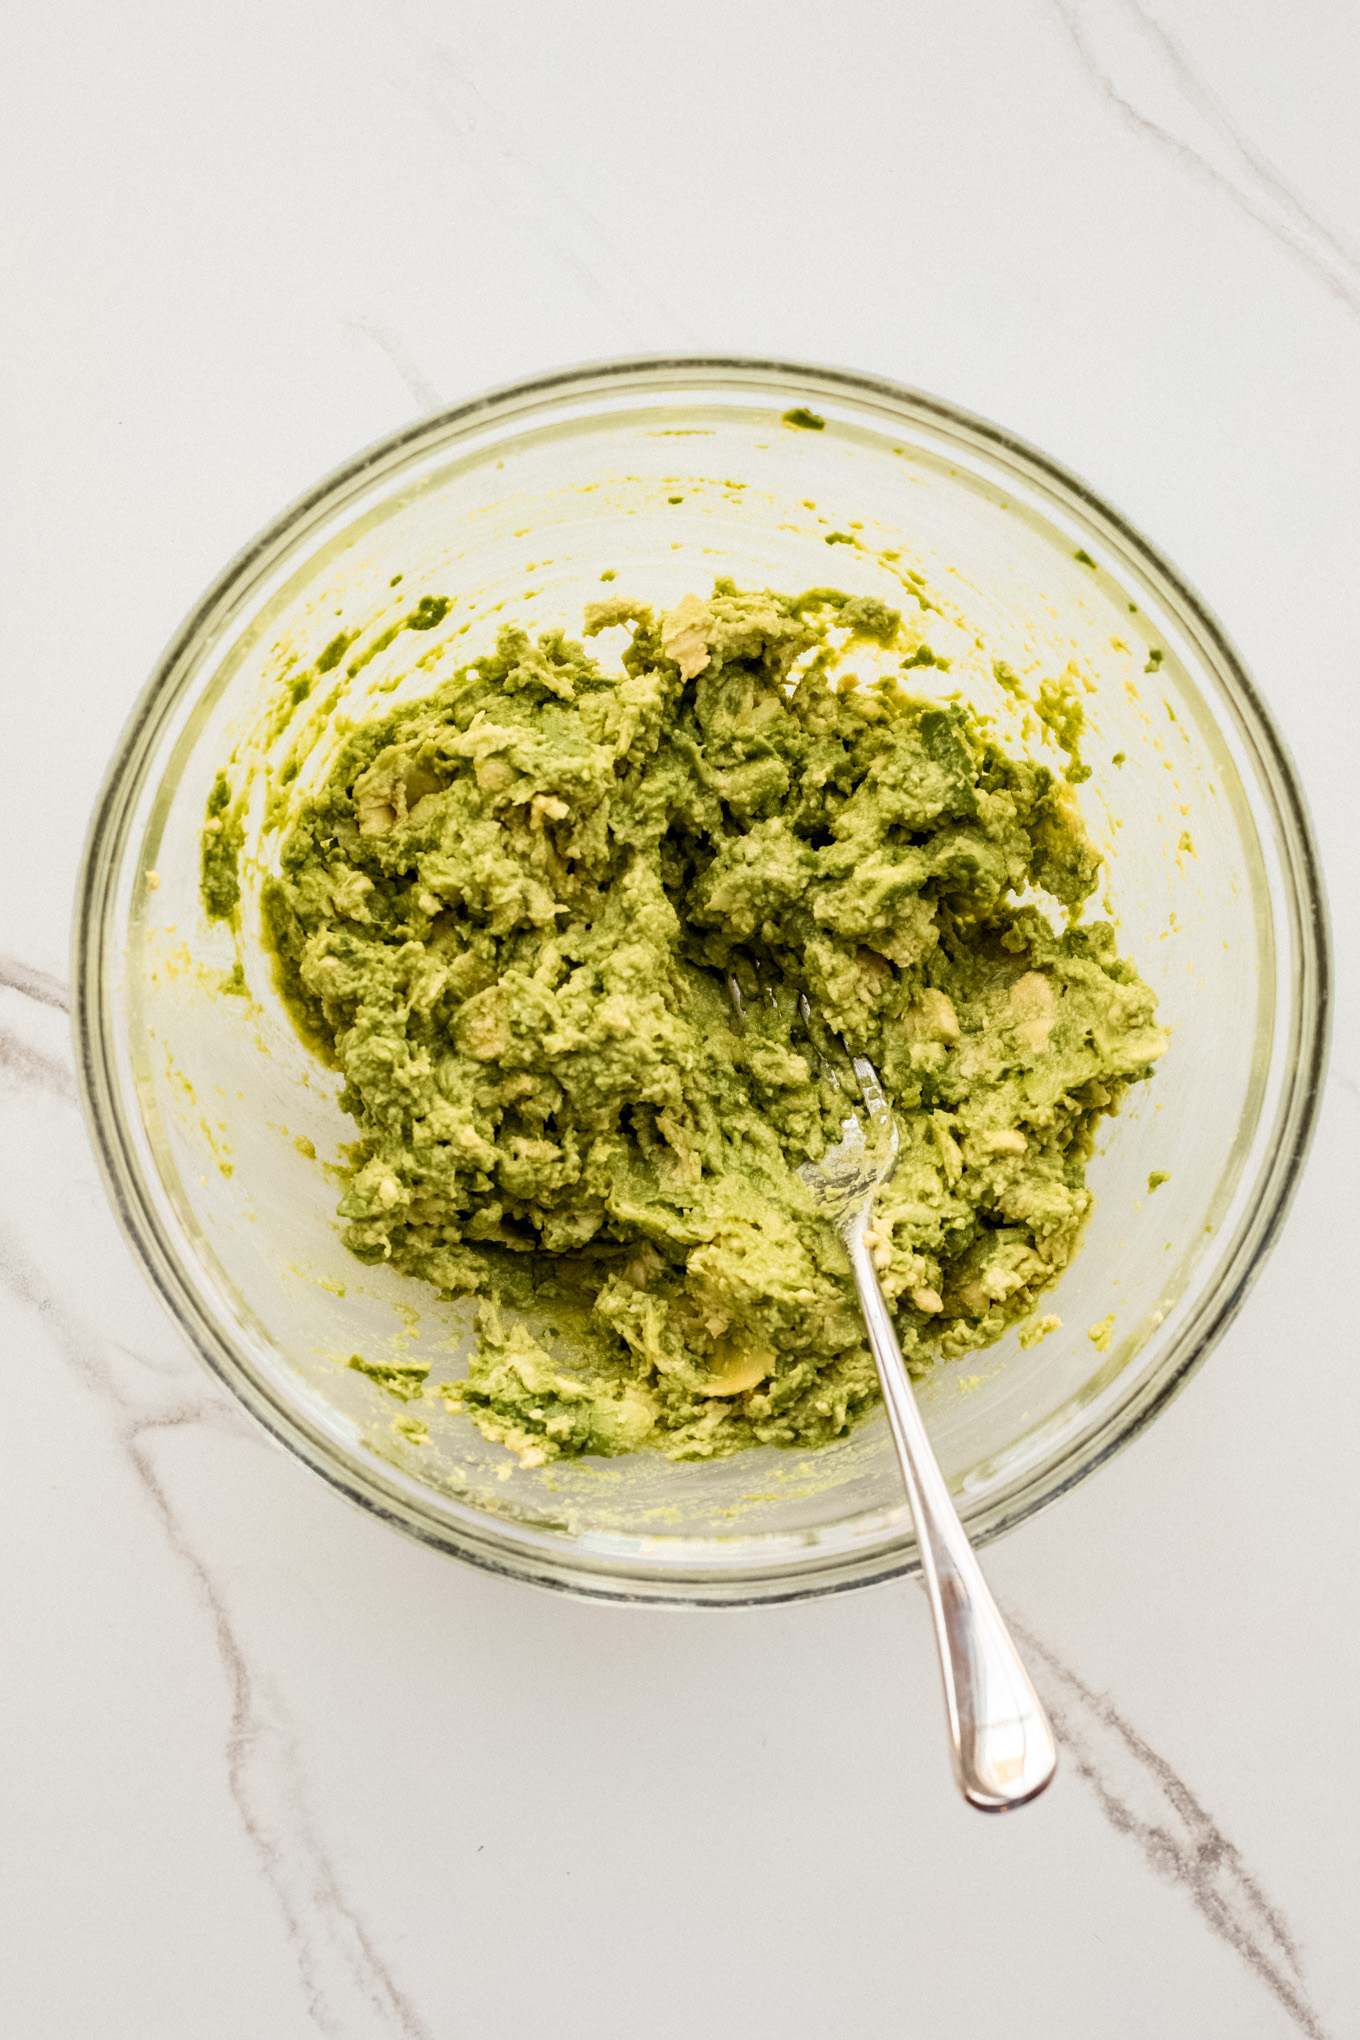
top-left (793, 1011), bottom-right (1058, 1811)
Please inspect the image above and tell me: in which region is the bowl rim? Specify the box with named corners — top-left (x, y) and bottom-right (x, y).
top-left (72, 352), bottom-right (1333, 1606)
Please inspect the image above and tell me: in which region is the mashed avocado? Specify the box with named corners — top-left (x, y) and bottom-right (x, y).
top-left (252, 582), bottom-right (1167, 1465)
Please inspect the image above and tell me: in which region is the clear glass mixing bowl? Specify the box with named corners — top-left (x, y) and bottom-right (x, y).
top-left (74, 358), bottom-right (1330, 1604)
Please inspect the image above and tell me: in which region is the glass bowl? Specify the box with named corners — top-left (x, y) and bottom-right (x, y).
top-left (74, 357), bottom-right (1330, 1605)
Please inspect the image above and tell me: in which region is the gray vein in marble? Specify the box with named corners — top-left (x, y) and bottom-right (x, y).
top-left (0, 1186), bottom-right (433, 2038)
top-left (1049, 0), bottom-right (1360, 316)
top-left (1015, 1617), bottom-right (1330, 2039)
top-left (0, 1019), bottom-right (78, 1104)
top-left (129, 1405), bottom-right (435, 2040)
top-left (349, 316), bottom-right (447, 416)
top-left (370, 0), bottom-right (703, 349)
top-left (0, 953), bottom-right (70, 1012)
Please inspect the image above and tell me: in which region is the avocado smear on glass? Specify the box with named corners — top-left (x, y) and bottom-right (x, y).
top-left (255, 582), bottom-right (1168, 1465)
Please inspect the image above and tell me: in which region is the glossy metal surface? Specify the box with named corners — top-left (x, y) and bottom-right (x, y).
top-left (800, 1056), bottom-right (1058, 1810)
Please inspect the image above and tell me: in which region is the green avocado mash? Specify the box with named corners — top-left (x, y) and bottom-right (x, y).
top-left (251, 581), bottom-right (1167, 1465)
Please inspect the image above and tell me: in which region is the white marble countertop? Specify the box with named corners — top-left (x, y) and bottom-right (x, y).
top-left (4, 3), bottom-right (1359, 2033)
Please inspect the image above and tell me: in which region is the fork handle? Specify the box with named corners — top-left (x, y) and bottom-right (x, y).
top-left (847, 1233), bottom-right (1058, 1811)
